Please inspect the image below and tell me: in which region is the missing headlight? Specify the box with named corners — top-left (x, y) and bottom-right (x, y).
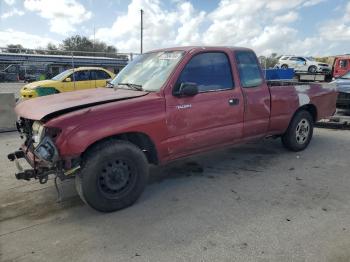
top-left (34, 136), bottom-right (59, 162)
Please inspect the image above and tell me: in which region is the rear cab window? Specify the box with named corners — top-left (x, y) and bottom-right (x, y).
top-left (235, 51), bottom-right (263, 88)
top-left (176, 52), bottom-right (234, 93)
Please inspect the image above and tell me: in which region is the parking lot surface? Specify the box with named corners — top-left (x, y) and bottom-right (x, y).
top-left (1, 128), bottom-right (350, 262)
top-left (0, 82), bottom-right (23, 99)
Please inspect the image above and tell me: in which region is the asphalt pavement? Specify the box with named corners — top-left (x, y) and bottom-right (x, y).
top-left (1, 128), bottom-right (350, 262)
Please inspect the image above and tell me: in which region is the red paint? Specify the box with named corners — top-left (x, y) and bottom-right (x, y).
top-left (332, 56), bottom-right (350, 78)
top-left (15, 47), bottom-right (338, 165)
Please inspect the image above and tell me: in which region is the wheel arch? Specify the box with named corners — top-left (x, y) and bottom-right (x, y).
top-left (294, 104), bottom-right (318, 123)
top-left (82, 132), bottom-right (159, 165)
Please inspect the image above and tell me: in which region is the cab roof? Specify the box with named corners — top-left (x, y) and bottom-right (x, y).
top-left (147, 46), bottom-right (254, 53)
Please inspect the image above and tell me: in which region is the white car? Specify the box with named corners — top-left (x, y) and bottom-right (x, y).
top-left (275, 56), bottom-right (332, 74)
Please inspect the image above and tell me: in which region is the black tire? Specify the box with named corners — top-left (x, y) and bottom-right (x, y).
top-left (75, 139), bottom-right (149, 212)
top-left (281, 110), bottom-right (314, 152)
top-left (308, 65), bottom-right (317, 73)
top-left (281, 64), bottom-right (288, 69)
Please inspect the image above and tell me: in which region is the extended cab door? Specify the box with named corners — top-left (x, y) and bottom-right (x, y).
top-left (234, 50), bottom-right (271, 139)
top-left (165, 51), bottom-right (244, 157)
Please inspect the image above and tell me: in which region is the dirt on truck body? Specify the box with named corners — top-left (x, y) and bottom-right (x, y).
top-left (8, 46), bottom-right (337, 212)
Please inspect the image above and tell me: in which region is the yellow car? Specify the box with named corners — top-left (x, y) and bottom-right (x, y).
top-left (21, 67), bottom-right (115, 99)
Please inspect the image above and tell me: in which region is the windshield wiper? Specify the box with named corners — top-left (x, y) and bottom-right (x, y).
top-left (117, 82), bottom-right (143, 91)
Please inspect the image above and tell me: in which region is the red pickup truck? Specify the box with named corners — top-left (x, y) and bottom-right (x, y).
top-left (8, 46), bottom-right (337, 212)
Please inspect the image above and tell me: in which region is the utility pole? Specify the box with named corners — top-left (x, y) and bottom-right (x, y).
top-left (140, 9), bottom-right (143, 54)
top-left (93, 25), bottom-right (96, 56)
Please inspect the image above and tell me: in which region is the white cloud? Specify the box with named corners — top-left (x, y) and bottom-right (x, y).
top-left (0, 29), bottom-right (58, 48)
top-left (4, 0), bottom-right (16, 5)
top-left (319, 2), bottom-right (350, 42)
top-left (95, 0), bottom-right (334, 55)
top-left (3, 0), bottom-right (347, 56)
top-left (95, 0), bottom-right (205, 52)
top-left (1, 8), bottom-right (25, 20)
top-left (23, 0), bottom-right (92, 35)
top-left (303, 0), bottom-right (326, 7)
top-left (273, 11), bottom-right (299, 24)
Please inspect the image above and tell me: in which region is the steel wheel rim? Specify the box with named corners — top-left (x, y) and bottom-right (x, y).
top-left (97, 159), bottom-right (136, 199)
top-left (295, 118), bottom-right (310, 145)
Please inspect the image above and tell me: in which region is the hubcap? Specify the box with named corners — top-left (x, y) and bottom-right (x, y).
top-left (98, 159), bottom-right (134, 198)
top-left (295, 118), bottom-right (310, 145)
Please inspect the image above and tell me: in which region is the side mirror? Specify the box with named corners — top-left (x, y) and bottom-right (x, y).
top-left (175, 82), bottom-right (198, 97)
top-left (65, 77), bottom-right (71, 82)
top-left (304, 61), bottom-right (307, 65)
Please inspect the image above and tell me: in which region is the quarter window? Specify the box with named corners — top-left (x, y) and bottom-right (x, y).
top-left (235, 51), bottom-right (263, 88)
top-left (177, 52), bottom-right (234, 92)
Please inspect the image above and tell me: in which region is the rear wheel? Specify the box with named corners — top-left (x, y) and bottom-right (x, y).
top-left (281, 110), bottom-right (314, 151)
top-left (281, 64), bottom-right (288, 69)
top-left (75, 140), bottom-right (149, 212)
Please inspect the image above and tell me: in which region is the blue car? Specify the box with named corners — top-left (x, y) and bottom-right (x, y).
top-left (334, 71), bottom-right (350, 109)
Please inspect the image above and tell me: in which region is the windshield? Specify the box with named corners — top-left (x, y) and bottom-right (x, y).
top-left (111, 51), bottom-right (184, 92)
top-left (341, 71), bottom-right (350, 79)
top-left (51, 69), bottom-right (73, 81)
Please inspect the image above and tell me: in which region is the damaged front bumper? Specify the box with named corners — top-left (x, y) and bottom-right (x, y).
top-left (8, 118), bottom-right (81, 186)
top-left (8, 136), bottom-right (80, 184)
top-left (8, 137), bottom-right (61, 184)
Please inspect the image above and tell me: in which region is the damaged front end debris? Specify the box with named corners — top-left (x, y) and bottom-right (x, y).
top-left (8, 118), bottom-right (80, 201)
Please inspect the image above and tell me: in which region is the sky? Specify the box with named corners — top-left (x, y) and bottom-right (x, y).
top-left (0, 0), bottom-right (349, 56)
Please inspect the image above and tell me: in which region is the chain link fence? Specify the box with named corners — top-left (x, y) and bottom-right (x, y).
top-left (0, 47), bottom-right (138, 83)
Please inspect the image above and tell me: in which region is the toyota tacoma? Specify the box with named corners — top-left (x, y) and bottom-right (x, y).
top-left (8, 47), bottom-right (337, 212)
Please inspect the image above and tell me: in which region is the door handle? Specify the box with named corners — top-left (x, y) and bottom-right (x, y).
top-left (228, 98), bottom-right (239, 106)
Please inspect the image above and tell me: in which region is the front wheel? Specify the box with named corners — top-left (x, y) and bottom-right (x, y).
top-left (281, 110), bottom-right (314, 151)
top-left (75, 140), bottom-right (149, 212)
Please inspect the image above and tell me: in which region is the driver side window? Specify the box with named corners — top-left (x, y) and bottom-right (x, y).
top-left (176, 52), bottom-right (234, 93)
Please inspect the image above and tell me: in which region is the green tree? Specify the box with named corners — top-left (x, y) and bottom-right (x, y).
top-left (6, 44), bottom-right (24, 53)
top-left (46, 43), bottom-right (61, 55)
top-left (259, 53), bottom-right (280, 69)
top-left (60, 35), bottom-right (117, 56)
